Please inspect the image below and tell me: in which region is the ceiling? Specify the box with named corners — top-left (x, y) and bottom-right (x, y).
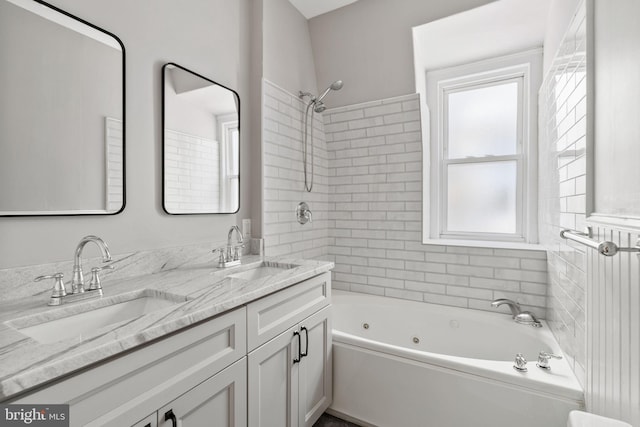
top-left (413, 0), bottom-right (552, 72)
top-left (288, 0), bottom-right (359, 19)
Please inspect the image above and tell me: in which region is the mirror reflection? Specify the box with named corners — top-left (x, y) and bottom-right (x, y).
top-left (0, 0), bottom-right (125, 216)
top-left (162, 63), bottom-right (240, 214)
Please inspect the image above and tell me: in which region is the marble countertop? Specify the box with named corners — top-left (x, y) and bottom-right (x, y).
top-left (0, 256), bottom-right (333, 400)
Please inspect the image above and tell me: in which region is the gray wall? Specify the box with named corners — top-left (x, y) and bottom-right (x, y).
top-left (263, 0), bottom-right (318, 96)
top-left (0, 0), bottom-right (253, 268)
top-left (308, 0), bottom-right (494, 108)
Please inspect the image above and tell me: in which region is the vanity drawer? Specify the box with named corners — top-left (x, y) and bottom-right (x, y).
top-left (12, 306), bottom-right (246, 427)
top-left (247, 271), bottom-right (331, 351)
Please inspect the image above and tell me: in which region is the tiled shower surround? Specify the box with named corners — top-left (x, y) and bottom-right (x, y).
top-left (262, 81), bottom-right (549, 315)
top-left (323, 95), bottom-right (549, 315)
top-left (262, 80), bottom-right (331, 260)
top-left (538, 1), bottom-right (587, 385)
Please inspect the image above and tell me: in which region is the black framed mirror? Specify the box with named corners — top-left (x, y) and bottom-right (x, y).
top-left (0, 0), bottom-right (125, 216)
top-left (162, 63), bottom-right (240, 214)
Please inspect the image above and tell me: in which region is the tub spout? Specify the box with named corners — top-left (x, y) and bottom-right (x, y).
top-left (491, 298), bottom-right (521, 318)
top-left (491, 298), bottom-right (542, 327)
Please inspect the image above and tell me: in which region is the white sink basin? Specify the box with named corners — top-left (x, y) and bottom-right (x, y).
top-left (229, 262), bottom-right (297, 281)
top-left (8, 290), bottom-right (187, 344)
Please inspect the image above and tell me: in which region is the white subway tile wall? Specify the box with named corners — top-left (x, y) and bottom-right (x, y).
top-left (324, 94), bottom-right (549, 315)
top-left (538, 1), bottom-right (587, 385)
top-left (164, 129), bottom-right (220, 213)
top-left (262, 80), bottom-right (330, 259)
top-left (106, 117), bottom-right (123, 212)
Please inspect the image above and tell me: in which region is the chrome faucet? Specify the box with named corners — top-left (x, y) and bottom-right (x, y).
top-left (35, 235), bottom-right (113, 306)
top-left (214, 226), bottom-right (245, 268)
top-left (227, 225), bottom-right (244, 253)
top-left (491, 298), bottom-right (542, 327)
top-left (71, 235), bottom-right (112, 293)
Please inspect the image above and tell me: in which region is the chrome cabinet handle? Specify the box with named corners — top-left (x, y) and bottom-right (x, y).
top-left (300, 326), bottom-right (309, 358)
top-left (293, 330), bottom-right (302, 364)
top-left (164, 409), bottom-right (177, 427)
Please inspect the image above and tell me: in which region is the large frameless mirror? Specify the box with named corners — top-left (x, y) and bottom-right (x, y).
top-left (162, 63), bottom-right (240, 214)
top-left (0, 0), bottom-right (125, 216)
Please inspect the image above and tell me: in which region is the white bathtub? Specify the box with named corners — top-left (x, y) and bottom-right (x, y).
top-left (329, 290), bottom-right (584, 427)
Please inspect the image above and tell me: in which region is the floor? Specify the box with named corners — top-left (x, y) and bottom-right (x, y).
top-left (313, 413), bottom-right (361, 427)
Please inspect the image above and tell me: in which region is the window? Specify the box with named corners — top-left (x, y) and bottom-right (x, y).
top-left (219, 118), bottom-right (239, 212)
top-left (225, 123), bottom-right (240, 212)
top-left (423, 50), bottom-right (541, 246)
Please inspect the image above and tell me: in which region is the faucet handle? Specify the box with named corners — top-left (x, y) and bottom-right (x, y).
top-left (35, 273), bottom-right (67, 305)
top-left (513, 353), bottom-right (528, 372)
top-left (88, 265), bottom-right (114, 293)
top-left (233, 244), bottom-right (246, 261)
top-left (213, 247), bottom-right (226, 265)
top-left (536, 351), bottom-right (562, 370)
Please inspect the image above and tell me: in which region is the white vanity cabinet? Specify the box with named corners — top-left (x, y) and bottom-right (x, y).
top-left (12, 306), bottom-right (247, 427)
top-left (8, 270), bottom-right (333, 427)
top-left (247, 272), bottom-right (332, 427)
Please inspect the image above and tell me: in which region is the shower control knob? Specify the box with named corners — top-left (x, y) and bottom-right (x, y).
top-left (296, 202), bottom-right (313, 225)
top-left (513, 353), bottom-right (528, 372)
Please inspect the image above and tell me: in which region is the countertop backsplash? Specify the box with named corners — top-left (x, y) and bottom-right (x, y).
top-left (0, 239), bottom-right (266, 304)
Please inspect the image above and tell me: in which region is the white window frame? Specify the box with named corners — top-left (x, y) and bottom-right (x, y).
top-left (219, 118), bottom-right (239, 213)
top-left (422, 49), bottom-right (542, 248)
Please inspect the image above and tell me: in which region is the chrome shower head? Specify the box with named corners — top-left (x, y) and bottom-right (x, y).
top-left (329, 80), bottom-right (344, 90)
top-left (316, 80), bottom-right (344, 102)
top-left (313, 101), bottom-right (327, 113)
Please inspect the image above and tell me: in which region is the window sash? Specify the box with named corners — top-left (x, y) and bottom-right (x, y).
top-left (439, 76), bottom-right (525, 240)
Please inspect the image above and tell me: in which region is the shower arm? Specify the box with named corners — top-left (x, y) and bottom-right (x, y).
top-left (299, 80), bottom-right (343, 104)
top-left (298, 91), bottom-right (316, 102)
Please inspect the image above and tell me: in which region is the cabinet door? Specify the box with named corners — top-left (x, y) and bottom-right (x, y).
top-left (248, 325), bottom-right (300, 427)
top-left (158, 357), bottom-right (247, 427)
top-left (131, 413), bottom-right (156, 427)
top-left (33, 307), bottom-right (247, 427)
top-left (247, 272), bottom-right (331, 351)
top-left (298, 306), bottom-right (332, 427)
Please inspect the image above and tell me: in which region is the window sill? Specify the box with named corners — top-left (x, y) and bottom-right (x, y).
top-left (422, 238), bottom-right (546, 252)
